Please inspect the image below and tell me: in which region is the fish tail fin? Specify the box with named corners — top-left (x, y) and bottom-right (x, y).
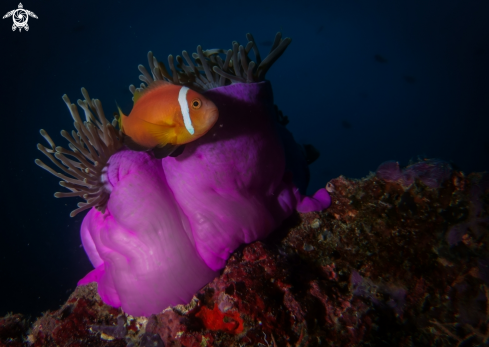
top-left (115, 101), bottom-right (125, 131)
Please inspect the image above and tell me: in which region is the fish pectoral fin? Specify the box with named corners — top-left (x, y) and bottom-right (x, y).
top-left (143, 121), bottom-right (176, 145)
top-left (123, 134), bottom-right (151, 152)
top-left (152, 143), bottom-right (180, 159)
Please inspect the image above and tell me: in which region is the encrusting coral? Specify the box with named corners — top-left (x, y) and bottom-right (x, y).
top-left (11, 166), bottom-right (487, 347)
top-left (34, 33), bottom-right (331, 316)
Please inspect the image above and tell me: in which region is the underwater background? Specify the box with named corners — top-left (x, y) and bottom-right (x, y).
top-left (1, 0), bottom-right (488, 320)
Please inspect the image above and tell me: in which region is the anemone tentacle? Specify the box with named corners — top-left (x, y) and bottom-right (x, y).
top-left (35, 32), bottom-right (293, 216)
top-left (129, 32), bottom-right (292, 95)
top-left (35, 88), bottom-right (123, 217)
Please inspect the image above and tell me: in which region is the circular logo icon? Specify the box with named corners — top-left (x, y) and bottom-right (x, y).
top-left (12, 9), bottom-right (28, 28)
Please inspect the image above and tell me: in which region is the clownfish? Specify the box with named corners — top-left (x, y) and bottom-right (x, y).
top-left (118, 81), bottom-right (219, 158)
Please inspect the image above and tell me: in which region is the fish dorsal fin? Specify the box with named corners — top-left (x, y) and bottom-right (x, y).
top-left (133, 80), bottom-right (173, 104)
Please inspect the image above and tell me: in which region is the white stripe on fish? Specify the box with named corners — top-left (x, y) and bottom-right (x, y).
top-left (178, 86), bottom-right (195, 135)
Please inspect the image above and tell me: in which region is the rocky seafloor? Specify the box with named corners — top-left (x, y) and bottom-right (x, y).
top-left (1, 161), bottom-right (488, 347)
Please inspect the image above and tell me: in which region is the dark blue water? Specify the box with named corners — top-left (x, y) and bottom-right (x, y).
top-left (1, 0), bottom-right (488, 318)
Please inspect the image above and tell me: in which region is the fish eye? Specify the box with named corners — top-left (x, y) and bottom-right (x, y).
top-left (191, 99), bottom-right (202, 109)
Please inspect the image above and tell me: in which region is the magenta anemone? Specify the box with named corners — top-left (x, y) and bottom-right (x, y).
top-left (36, 33), bottom-right (331, 316)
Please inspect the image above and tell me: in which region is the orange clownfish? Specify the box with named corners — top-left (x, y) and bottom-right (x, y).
top-left (118, 81), bottom-right (219, 158)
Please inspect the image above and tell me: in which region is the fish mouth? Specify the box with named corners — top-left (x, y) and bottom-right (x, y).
top-left (199, 106), bottom-right (219, 134)
top-left (208, 107), bottom-right (219, 126)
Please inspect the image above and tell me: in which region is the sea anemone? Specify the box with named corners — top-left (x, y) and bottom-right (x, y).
top-left (132, 32), bottom-right (291, 93)
top-left (35, 33), bottom-right (331, 316)
top-left (35, 89), bottom-right (123, 217)
top-left (376, 158), bottom-right (452, 189)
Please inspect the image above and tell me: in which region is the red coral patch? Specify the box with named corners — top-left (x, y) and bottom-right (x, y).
top-left (195, 304), bottom-right (244, 334)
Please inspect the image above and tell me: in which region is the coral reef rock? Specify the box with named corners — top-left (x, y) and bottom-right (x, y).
top-left (3, 167), bottom-right (488, 346)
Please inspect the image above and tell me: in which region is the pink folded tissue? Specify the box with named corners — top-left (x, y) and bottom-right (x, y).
top-left (78, 81), bottom-right (331, 316)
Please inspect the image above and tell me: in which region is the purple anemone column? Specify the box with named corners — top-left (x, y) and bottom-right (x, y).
top-left (79, 150), bottom-right (217, 316)
top-left (162, 82), bottom-right (331, 271)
